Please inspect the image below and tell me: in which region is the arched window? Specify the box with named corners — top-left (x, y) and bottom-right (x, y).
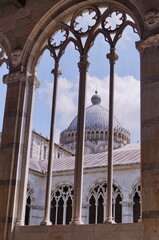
top-left (25, 187), bottom-right (32, 225)
top-left (96, 131), bottom-right (99, 140)
top-left (30, 4), bottom-right (140, 226)
top-left (100, 131), bottom-right (104, 140)
top-left (132, 182), bottom-right (141, 222)
top-left (92, 131), bottom-right (95, 139)
top-left (105, 131), bottom-right (108, 140)
top-left (113, 185), bottom-right (122, 223)
top-left (50, 185), bottom-right (73, 225)
top-left (87, 131), bottom-right (91, 140)
top-left (88, 182), bottom-right (122, 224)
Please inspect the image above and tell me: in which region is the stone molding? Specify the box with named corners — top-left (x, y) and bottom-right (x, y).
top-left (31, 205), bottom-right (44, 210)
top-left (136, 33), bottom-right (159, 53)
top-left (3, 72), bottom-right (40, 88)
top-left (3, 72), bottom-right (26, 85)
top-left (121, 201), bottom-right (134, 206)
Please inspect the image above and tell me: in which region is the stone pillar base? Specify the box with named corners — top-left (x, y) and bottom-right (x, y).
top-left (69, 218), bottom-right (84, 225)
top-left (40, 219), bottom-right (52, 225)
top-left (103, 219), bottom-right (116, 224)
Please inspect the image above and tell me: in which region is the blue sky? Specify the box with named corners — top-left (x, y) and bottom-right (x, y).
top-left (33, 25), bottom-right (140, 143)
top-left (0, 64), bottom-right (7, 132)
top-left (0, 20), bottom-right (140, 144)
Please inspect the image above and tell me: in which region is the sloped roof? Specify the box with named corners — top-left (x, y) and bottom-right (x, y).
top-left (29, 143), bottom-right (140, 173)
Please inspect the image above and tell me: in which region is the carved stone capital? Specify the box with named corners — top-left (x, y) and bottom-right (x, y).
top-left (51, 62), bottom-right (62, 77)
top-left (3, 72), bottom-right (26, 85)
top-left (106, 49), bottom-right (119, 64)
top-left (3, 72), bottom-right (40, 88)
top-left (78, 55), bottom-right (90, 72)
top-left (145, 9), bottom-right (159, 30)
top-left (51, 68), bottom-right (62, 77)
top-left (136, 34), bottom-right (159, 53)
top-left (121, 201), bottom-right (134, 206)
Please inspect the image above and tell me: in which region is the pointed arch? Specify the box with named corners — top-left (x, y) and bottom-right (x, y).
top-left (132, 179), bottom-right (141, 223)
top-left (88, 180), bottom-right (123, 223)
top-left (25, 184), bottom-right (34, 225)
top-left (21, 0), bottom-right (144, 76)
top-left (50, 184), bottom-right (74, 225)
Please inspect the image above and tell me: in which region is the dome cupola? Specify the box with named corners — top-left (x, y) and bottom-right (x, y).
top-left (67, 91), bottom-right (121, 132)
top-left (60, 92), bottom-right (130, 154)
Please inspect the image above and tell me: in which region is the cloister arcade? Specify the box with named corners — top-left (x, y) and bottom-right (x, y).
top-left (0, 1), bottom-right (159, 240)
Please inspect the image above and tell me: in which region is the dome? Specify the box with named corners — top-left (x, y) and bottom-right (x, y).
top-left (68, 92), bottom-right (121, 131)
top-left (60, 92), bottom-right (130, 154)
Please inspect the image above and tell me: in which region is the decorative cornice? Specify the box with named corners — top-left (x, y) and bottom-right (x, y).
top-left (136, 33), bottom-right (159, 53)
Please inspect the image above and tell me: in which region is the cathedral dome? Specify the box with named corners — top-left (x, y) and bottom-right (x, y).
top-left (68, 92), bottom-right (121, 131)
top-left (60, 92), bottom-right (130, 154)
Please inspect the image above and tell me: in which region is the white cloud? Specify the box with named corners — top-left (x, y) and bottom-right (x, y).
top-left (36, 73), bottom-right (140, 143)
top-left (36, 77), bottom-right (78, 133)
top-left (54, 127), bottom-right (62, 143)
top-left (116, 26), bottom-right (139, 50)
top-left (86, 74), bottom-right (140, 142)
top-left (56, 77), bottom-right (78, 128)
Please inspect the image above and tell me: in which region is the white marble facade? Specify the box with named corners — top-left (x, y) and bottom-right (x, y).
top-left (27, 148), bottom-right (140, 225)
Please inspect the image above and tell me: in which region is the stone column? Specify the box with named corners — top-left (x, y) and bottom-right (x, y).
top-left (70, 55), bottom-right (89, 225)
top-left (0, 72), bottom-right (35, 240)
top-left (121, 201), bottom-right (134, 223)
top-left (136, 33), bottom-right (159, 240)
top-left (41, 63), bottom-right (61, 225)
top-left (105, 48), bottom-right (118, 224)
top-left (16, 75), bottom-right (40, 226)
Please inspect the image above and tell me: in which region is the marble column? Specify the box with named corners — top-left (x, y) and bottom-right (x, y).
top-left (121, 201), bottom-right (134, 223)
top-left (16, 74), bottom-right (40, 226)
top-left (70, 55), bottom-right (89, 225)
top-left (136, 33), bottom-right (159, 240)
top-left (105, 48), bottom-right (118, 224)
top-left (41, 63), bottom-right (61, 225)
top-left (0, 72), bottom-right (35, 239)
